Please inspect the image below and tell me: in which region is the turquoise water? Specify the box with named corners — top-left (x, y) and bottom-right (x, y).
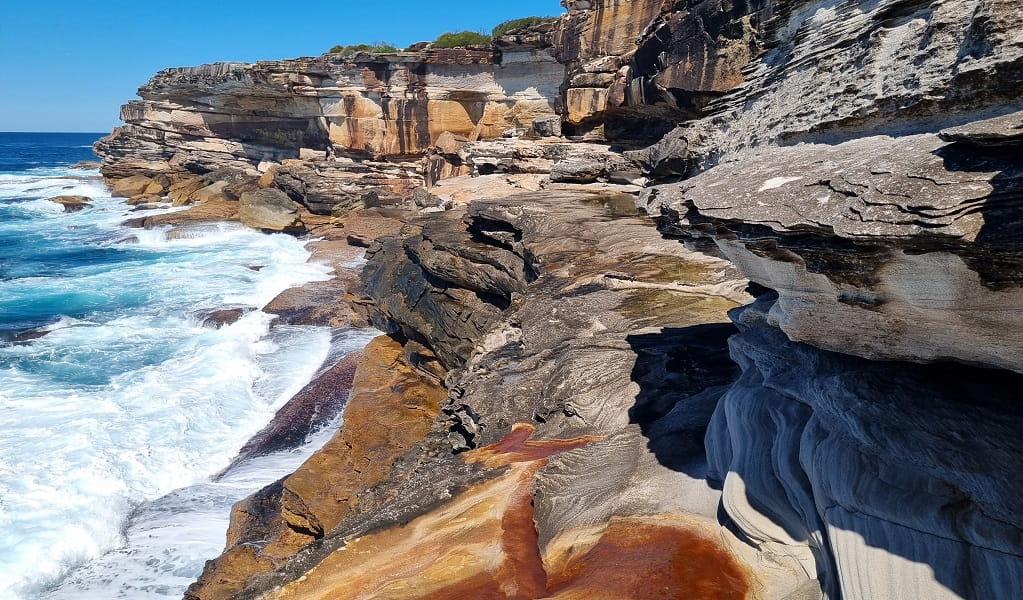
top-left (0, 133), bottom-right (366, 598)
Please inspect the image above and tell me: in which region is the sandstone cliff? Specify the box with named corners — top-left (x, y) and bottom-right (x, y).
top-left (91, 1), bottom-right (1023, 599)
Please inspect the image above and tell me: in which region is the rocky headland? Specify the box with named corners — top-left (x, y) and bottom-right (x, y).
top-left (92, 1), bottom-right (1023, 599)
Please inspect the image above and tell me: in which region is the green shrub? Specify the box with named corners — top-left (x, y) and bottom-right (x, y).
top-left (492, 16), bottom-right (559, 38)
top-left (432, 30), bottom-right (493, 48)
top-left (328, 42), bottom-right (399, 55)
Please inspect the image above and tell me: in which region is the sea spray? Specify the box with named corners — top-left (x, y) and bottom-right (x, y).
top-left (0, 141), bottom-right (370, 598)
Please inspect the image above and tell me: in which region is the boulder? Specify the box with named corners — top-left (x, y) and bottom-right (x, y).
top-left (238, 188), bottom-right (303, 231)
top-left (192, 181), bottom-right (231, 204)
top-left (109, 175), bottom-right (154, 198)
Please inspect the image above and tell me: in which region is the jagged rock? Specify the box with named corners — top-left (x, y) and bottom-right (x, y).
top-left (532, 114), bottom-right (562, 137)
top-left (270, 159), bottom-right (422, 216)
top-left (210, 192), bottom-right (812, 600)
top-left (167, 176), bottom-right (211, 206)
top-left (554, 0), bottom-right (761, 140)
top-left (635, 0), bottom-right (1023, 174)
top-left (46, 195), bottom-right (92, 212)
top-left (410, 187), bottom-right (442, 209)
top-left (238, 188), bottom-right (303, 231)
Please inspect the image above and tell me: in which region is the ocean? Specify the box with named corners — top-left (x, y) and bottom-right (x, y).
top-left (0, 132), bottom-right (372, 598)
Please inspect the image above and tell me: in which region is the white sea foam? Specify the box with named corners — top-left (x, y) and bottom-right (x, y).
top-left (0, 170), bottom-right (367, 599)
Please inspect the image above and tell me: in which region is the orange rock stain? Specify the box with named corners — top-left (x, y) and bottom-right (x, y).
top-left (263, 424), bottom-right (752, 600)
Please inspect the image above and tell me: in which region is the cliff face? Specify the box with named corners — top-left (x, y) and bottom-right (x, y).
top-left (555, 0), bottom-right (763, 140)
top-left (95, 44), bottom-right (564, 179)
top-left (91, 1), bottom-right (1023, 599)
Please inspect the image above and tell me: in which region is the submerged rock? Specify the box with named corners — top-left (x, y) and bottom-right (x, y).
top-left (197, 308), bottom-right (249, 329)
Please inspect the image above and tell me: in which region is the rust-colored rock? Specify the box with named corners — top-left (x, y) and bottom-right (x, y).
top-left (256, 425), bottom-right (750, 600)
top-left (185, 335), bottom-right (445, 600)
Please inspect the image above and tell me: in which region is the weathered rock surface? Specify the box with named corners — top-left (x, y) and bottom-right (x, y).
top-left (640, 120), bottom-right (1023, 373)
top-left (90, 1), bottom-right (1023, 599)
top-left (238, 188), bottom-right (303, 232)
top-left (554, 0), bottom-right (762, 140)
top-left (705, 294), bottom-right (1023, 600)
top-left (633, 0), bottom-right (1023, 175)
top-left (622, 2), bottom-right (1023, 598)
top-left (230, 350), bottom-right (362, 463)
top-left (268, 158), bottom-right (422, 216)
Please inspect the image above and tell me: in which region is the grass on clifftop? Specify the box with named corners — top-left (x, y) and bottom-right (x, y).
top-left (492, 16), bottom-right (559, 37)
top-left (328, 42), bottom-right (399, 55)
top-left (432, 31), bottom-right (492, 48)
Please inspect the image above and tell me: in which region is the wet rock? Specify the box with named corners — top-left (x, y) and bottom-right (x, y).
top-left (129, 203), bottom-right (163, 212)
top-left (262, 280), bottom-right (358, 328)
top-left (198, 308), bottom-right (248, 329)
top-left (46, 195), bottom-right (92, 212)
top-left (238, 188), bottom-right (303, 232)
top-left (14, 330), bottom-right (49, 342)
top-left (126, 193), bottom-right (162, 205)
top-left (229, 351), bottom-right (362, 462)
top-left (71, 160), bottom-right (101, 169)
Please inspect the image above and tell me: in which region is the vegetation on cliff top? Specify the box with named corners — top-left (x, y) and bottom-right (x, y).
top-left (492, 16), bottom-right (559, 37)
top-left (432, 30), bottom-right (492, 48)
top-left (327, 14), bottom-right (561, 54)
top-left (328, 42), bottom-right (399, 55)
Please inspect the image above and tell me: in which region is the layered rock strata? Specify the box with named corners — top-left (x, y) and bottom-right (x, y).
top-left (95, 42), bottom-right (564, 181)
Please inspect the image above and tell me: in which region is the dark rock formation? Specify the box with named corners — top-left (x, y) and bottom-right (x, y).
top-left (46, 195), bottom-right (92, 212)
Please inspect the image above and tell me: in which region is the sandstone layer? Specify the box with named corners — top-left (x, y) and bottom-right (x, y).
top-left (94, 43), bottom-right (564, 181)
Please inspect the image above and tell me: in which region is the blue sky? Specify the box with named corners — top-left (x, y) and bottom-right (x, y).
top-left (0, 1), bottom-right (565, 132)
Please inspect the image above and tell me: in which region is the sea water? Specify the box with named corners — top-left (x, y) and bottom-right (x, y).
top-left (0, 133), bottom-right (372, 598)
